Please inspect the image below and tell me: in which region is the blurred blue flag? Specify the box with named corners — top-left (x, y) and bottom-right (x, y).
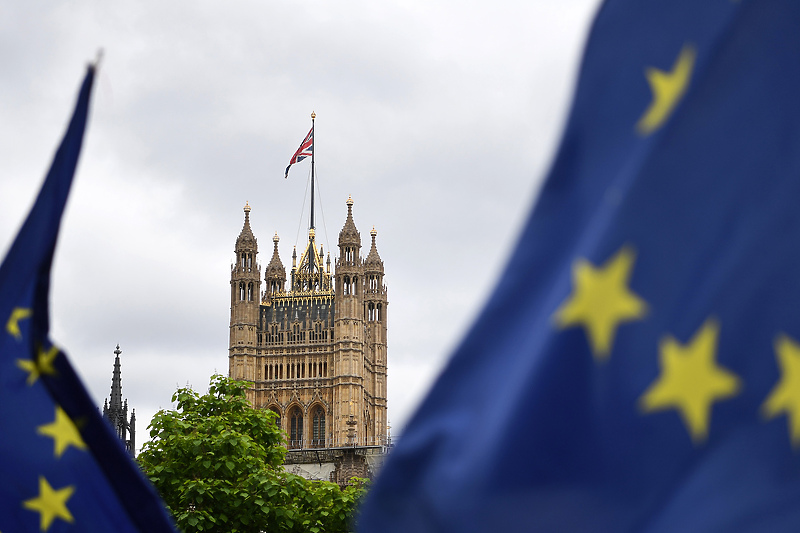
top-left (360, 0), bottom-right (800, 531)
top-left (0, 67), bottom-right (176, 531)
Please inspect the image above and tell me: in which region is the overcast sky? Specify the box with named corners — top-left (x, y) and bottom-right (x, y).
top-left (0, 0), bottom-right (601, 448)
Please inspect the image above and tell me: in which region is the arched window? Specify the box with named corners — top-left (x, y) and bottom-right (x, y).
top-left (377, 303), bottom-right (382, 321)
top-left (289, 407), bottom-right (303, 449)
top-left (247, 253), bottom-right (252, 270)
top-left (270, 407), bottom-right (281, 429)
top-left (247, 282), bottom-right (254, 302)
top-left (312, 407), bottom-right (325, 447)
top-left (344, 276), bottom-right (350, 295)
top-left (239, 282), bottom-right (245, 301)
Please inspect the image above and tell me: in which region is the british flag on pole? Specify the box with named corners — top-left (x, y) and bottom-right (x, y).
top-left (284, 126), bottom-right (313, 178)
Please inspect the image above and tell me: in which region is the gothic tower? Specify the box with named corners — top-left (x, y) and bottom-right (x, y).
top-left (227, 197), bottom-right (388, 449)
top-left (229, 202), bottom-right (261, 382)
top-left (102, 344), bottom-right (135, 456)
top-left (333, 196), bottom-right (365, 444)
top-left (363, 226), bottom-right (388, 447)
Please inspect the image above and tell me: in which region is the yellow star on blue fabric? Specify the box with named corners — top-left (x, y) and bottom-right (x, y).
top-left (6, 307), bottom-right (32, 340)
top-left (22, 476), bottom-right (75, 531)
top-left (37, 406), bottom-right (87, 458)
top-left (762, 334), bottom-right (800, 447)
top-left (640, 318), bottom-right (741, 444)
top-left (554, 246), bottom-right (648, 361)
top-left (636, 44), bottom-right (696, 135)
top-left (17, 344), bottom-right (59, 386)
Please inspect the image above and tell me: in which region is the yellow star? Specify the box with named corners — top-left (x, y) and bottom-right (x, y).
top-left (6, 307), bottom-right (32, 340)
top-left (554, 246), bottom-right (648, 361)
top-left (762, 334), bottom-right (800, 447)
top-left (640, 318), bottom-right (741, 444)
top-left (37, 406), bottom-right (87, 458)
top-left (636, 44), bottom-right (696, 135)
top-left (22, 476), bottom-right (75, 531)
top-left (16, 344), bottom-right (59, 386)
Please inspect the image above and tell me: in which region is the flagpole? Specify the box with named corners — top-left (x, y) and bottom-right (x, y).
top-left (310, 111), bottom-right (316, 233)
top-left (309, 111), bottom-right (316, 273)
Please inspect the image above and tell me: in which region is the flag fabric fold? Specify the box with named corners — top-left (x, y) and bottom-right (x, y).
top-left (359, 0), bottom-right (800, 531)
top-left (284, 127), bottom-right (313, 178)
top-left (0, 66), bottom-right (176, 532)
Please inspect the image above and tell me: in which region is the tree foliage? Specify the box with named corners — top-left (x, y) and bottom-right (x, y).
top-left (138, 375), bottom-right (368, 533)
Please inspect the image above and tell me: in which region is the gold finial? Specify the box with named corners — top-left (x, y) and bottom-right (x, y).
top-left (273, 232), bottom-right (279, 243)
top-left (309, 228), bottom-right (316, 240)
top-left (346, 195), bottom-right (353, 207)
top-left (244, 201), bottom-right (251, 213)
top-left (311, 111), bottom-right (316, 120)
top-left (371, 226), bottom-right (377, 238)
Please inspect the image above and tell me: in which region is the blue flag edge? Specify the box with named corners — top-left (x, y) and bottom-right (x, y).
top-left (0, 66), bottom-right (177, 532)
top-left (356, 0), bottom-right (800, 530)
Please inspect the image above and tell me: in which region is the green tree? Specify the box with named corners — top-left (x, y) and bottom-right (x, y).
top-left (138, 374), bottom-right (368, 533)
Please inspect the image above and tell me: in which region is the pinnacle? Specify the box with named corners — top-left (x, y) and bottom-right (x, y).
top-left (365, 226), bottom-right (382, 266)
top-left (236, 202), bottom-right (257, 251)
top-left (338, 196), bottom-right (360, 246)
top-left (266, 232), bottom-right (285, 273)
top-left (109, 345), bottom-right (124, 412)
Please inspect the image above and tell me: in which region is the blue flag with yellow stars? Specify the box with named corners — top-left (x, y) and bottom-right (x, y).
top-left (0, 66), bottom-right (176, 531)
top-left (359, 0), bottom-right (800, 531)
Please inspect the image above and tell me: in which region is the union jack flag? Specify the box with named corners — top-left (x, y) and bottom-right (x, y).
top-left (284, 127), bottom-right (313, 178)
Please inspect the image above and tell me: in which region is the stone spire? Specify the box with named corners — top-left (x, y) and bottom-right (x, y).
top-left (264, 232), bottom-right (286, 298)
top-left (266, 232), bottom-right (285, 272)
top-left (236, 201), bottom-right (257, 252)
top-left (102, 344), bottom-right (135, 456)
top-left (364, 226), bottom-right (383, 267)
top-left (109, 344), bottom-right (123, 412)
top-left (338, 196), bottom-right (361, 250)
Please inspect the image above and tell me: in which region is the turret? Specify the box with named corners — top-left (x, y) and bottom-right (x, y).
top-left (364, 226), bottom-right (387, 323)
top-left (337, 196), bottom-right (361, 267)
top-left (363, 226), bottom-right (388, 446)
top-left (264, 232), bottom-right (286, 301)
top-left (229, 202), bottom-right (261, 382)
top-left (333, 196), bottom-right (366, 445)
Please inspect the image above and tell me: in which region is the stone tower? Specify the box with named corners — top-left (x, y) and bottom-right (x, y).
top-left (228, 197), bottom-right (388, 449)
top-left (102, 344), bottom-right (135, 456)
top-left (229, 201), bottom-right (261, 382)
top-left (363, 225), bottom-right (388, 446)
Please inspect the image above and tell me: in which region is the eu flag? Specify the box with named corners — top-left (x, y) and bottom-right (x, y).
top-left (0, 66), bottom-right (176, 531)
top-left (359, 1), bottom-right (800, 531)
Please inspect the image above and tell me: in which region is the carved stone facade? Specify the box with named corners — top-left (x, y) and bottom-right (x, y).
top-left (228, 197), bottom-right (388, 449)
